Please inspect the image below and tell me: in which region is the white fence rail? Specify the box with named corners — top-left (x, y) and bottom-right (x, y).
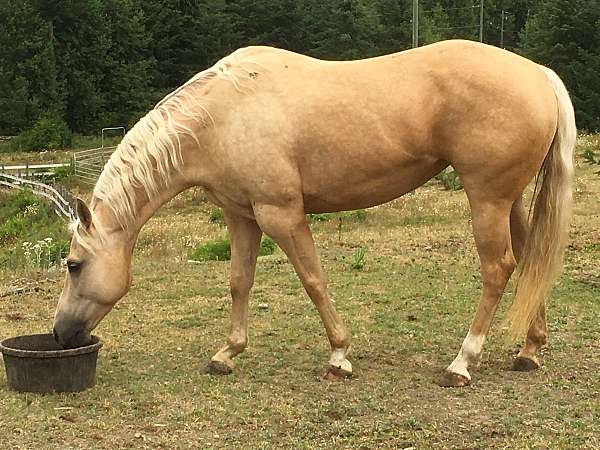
top-left (0, 173), bottom-right (75, 220)
top-left (0, 161), bottom-right (72, 181)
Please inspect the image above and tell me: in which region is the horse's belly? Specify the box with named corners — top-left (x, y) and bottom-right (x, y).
top-left (301, 158), bottom-right (448, 213)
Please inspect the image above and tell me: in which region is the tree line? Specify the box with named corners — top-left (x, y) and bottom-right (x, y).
top-left (1, 0), bottom-right (598, 144)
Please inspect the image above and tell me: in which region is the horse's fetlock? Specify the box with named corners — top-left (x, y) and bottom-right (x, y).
top-left (227, 335), bottom-right (247, 353)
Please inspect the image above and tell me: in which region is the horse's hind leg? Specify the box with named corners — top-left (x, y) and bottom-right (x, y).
top-left (440, 198), bottom-right (516, 387)
top-left (253, 202), bottom-right (352, 378)
top-left (204, 211), bottom-right (262, 374)
top-left (509, 197), bottom-right (547, 371)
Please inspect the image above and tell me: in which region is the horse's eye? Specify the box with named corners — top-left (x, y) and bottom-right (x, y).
top-left (66, 260), bottom-right (81, 273)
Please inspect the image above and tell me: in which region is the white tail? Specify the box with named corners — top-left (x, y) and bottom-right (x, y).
top-left (506, 66), bottom-right (576, 339)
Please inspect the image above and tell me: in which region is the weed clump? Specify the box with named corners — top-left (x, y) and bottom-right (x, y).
top-left (10, 113), bottom-right (72, 152)
top-left (208, 208), bottom-right (225, 224)
top-left (436, 168), bottom-right (463, 191)
top-left (0, 190), bottom-right (70, 269)
top-left (350, 247), bottom-right (366, 270)
top-left (189, 236), bottom-right (278, 261)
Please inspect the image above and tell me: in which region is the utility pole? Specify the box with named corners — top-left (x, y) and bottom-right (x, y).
top-left (479, 1), bottom-right (484, 42)
top-left (500, 9), bottom-right (505, 48)
top-left (412, 0), bottom-right (419, 48)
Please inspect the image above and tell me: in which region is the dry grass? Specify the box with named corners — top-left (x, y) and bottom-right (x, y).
top-left (1, 140), bottom-right (600, 449)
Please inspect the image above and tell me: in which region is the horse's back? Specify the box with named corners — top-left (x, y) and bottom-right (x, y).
top-left (207, 41), bottom-right (559, 211)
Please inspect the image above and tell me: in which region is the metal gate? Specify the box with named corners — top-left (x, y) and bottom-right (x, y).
top-left (73, 127), bottom-right (125, 185)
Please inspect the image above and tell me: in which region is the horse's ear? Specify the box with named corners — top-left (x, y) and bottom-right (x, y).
top-left (75, 198), bottom-right (92, 230)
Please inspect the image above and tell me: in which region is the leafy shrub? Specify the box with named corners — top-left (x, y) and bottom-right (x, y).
top-left (0, 190), bottom-right (70, 270)
top-left (52, 164), bottom-right (75, 183)
top-left (11, 113), bottom-right (72, 152)
top-left (189, 236), bottom-right (278, 262)
top-left (208, 207), bottom-right (225, 224)
top-left (436, 168), bottom-right (463, 191)
top-left (0, 215), bottom-right (28, 244)
top-left (0, 189), bottom-right (40, 219)
top-left (0, 190), bottom-right (69, 246)
top-left (259, 236), bottom-right (277, 256)
top-left (189, 238), bottom-right (231, 261)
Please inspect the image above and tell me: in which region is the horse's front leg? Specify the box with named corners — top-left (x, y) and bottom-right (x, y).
top-left (254, 202), bottom-right (352, 379)
top-left (203, 211), bottom-right (262, 374)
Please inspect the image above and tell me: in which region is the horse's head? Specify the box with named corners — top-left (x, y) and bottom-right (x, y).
top-left (53, 199), bottom-right (133, 348)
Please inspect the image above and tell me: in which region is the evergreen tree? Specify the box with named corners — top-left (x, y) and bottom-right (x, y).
top-left (372, 0), bottom-right (413, 53)
top-left (98, 0), bottom-right (156, 128)
top-left (521, 0), bottom-right (600, 131)
top-left (298, 0), bottom-right (381, 60)
top-left (141, 0), bottom-right (239, 93)
top-left (225, 0), bottom-right (304, 51)
top-left (46, 0), bottom-right (111, 133)
top-left (0, 0), bottom-right (59, 135)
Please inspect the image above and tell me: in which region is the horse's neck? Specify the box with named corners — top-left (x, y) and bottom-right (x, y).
top-left (92, 164), bottom-right (192, 240)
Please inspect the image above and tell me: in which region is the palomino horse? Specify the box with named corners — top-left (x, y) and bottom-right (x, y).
top-left (53, 40), bottom-right (575, 387)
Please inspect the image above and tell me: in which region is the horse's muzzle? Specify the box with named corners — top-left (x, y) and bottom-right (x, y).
top-left (53, 317), bottom-right (91, 349)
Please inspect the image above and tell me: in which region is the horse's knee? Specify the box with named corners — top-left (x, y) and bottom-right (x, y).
top-left (230, 274), bottom-right (252, 300)
top-left (303, 275), bottom-right (327, 299)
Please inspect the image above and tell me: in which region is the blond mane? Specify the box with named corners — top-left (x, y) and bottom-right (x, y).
top-left (90, 47), bottom-right (264, 231)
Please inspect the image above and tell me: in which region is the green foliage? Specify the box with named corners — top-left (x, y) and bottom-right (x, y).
top-left (0, 190), bottom-right (70, 270)
top-left (583, 147), bottom-right (600, 165)
top-left (436, 168), bottom-right (463, 191)
top-left (520, 0), bottom-right (600, 131)
top-left (189, 237), bottom-right (231, 261)
top-left (11, 113), bottom-right (72, 151)
top-left (2, 0), bottom-right (599, 136)
top-left (0, 0), bottom-right (59, 135)
top-left (52, 164), bottom-right (75, 184)
top-left (308, 213), bottom-right (335, 222)
top-left (259, 236), bottom-right (277, 256)
top-left (209, 208), bottom-right (225, 225)
top-left (347, 209), bottom-right (368, 222)
top-left (298, 0), bottom-right (381, 60)
top-left (189, 235), bottom-right (278, 261)
top-left (350, 247), bottom-right (366, 270)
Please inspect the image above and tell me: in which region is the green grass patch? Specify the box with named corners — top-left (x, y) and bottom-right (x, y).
top-left (189, 236), bottom-right (278, 261)
top-left (308, 210), bottom-right (368, 223)
top-left (208, 207), bottom-right (225, 224)
top-left (0, 189), bottom-right (69, 269)
top-left (350, 247), bottom-right (366, 270)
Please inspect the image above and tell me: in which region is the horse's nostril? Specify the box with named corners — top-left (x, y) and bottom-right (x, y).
top-left (53, 327), bottom-right (59, 343)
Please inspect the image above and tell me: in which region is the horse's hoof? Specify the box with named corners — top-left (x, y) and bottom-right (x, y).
top-left (201, 360), bottom-right (233, 375)
top-left (512, 356), bottom-right (539, 372)
top-left (323, 365), bottom-right (352, 381)
top-left (438, 370), bottom-right (470, 387)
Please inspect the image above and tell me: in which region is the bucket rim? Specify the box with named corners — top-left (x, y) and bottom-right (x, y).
top-left (0, 333), bottom-right (102, 358)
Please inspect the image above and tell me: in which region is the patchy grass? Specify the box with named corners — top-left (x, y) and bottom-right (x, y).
top-left (1, 138), bottom-right (600, 448)
top-left (189, 236), bottom-right (278, 262)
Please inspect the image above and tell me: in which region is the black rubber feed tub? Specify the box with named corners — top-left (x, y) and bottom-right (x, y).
top-left (0, 333), bottom-right (102, 393)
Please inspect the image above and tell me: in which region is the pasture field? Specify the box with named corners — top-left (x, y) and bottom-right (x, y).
top-left (1, 136), bottom-right (600, 449)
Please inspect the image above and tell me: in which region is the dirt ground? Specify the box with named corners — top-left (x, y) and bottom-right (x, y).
top-left (0, 137), bottom-right (599, 449)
